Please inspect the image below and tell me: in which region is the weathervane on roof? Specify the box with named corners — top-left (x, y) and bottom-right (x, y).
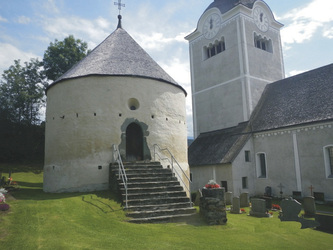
top-left (114, 0), bottom-right (125, 15)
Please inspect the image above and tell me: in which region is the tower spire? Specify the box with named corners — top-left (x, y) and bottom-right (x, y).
top-left (117, 14), bottom-right (122, 29)
top-left (114, 0), bottom-right (125, 29)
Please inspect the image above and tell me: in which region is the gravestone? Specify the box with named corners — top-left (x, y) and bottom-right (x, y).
top-left (0, 176), bottom-right (5, 187)
top-left (265, 186), bottom-right (272, 197)
top-left (315, 212), bottom-right (333, 232)
top-left (279, 198), bottom-right (320, 229)
top-left (8, 170), bottom-right (12, 185)
top-left (225, 191), bottom-right (233, 205)
top-left (292, 191), bottom-right (302, 200)
top-left (279, 198), bottom-right (302, 221)
top-left (240, 192), bottom-right (249, 207)
top-left (313, 192), bottom-right (325, 204)
top-left (230, 197), bottom-right (241, 214)
top-left (261, 196), bottom-right (272, 209)
top-left (250, 198), bottom-right (270, 217)
top-left (303, 196), bottom-right (316, 217)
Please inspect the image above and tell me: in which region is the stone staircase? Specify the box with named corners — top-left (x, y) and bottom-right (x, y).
top-left (111, 162), bottom-right (196, 223)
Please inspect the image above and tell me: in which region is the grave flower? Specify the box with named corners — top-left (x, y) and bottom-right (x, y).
top-left (204, 180), bottom-right (221, 189)
top-left (0, 193), bottom-right (5, 203)
top-left (272, 204), bottom-right (281, 211)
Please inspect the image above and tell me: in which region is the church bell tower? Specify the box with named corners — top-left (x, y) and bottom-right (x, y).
top-left (185, 0), bottom-right (284, 138)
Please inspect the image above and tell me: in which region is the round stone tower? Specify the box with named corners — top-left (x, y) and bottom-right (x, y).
top-left (43, 16), bottom-right (188, 193)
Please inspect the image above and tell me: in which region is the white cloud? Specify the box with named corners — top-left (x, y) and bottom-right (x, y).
top-left (17, 16), bottom-right (32, 24)
top-left (132, 32), bottom-right (186, 51)
top-left (0, 16), bottom-right (8, 23)
top-left (41, 16), bottom-right (111, 47)
top-left (0, 43), bottom-right (40, 76)
top-left (280, 0), bottom-right (333, 45)
top-left (323, 27), bottom-right (333, 39)
top-left (42, 0), bottom-right (60, 14)
top-left (287, 70), bottom-right (306, 77)
top-left (281, 20), bottom-right (321, 44)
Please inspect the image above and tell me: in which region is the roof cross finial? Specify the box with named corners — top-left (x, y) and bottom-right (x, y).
top-left (114, 0), bottom-right (125, 15)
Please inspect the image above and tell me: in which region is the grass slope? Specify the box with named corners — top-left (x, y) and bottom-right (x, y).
top-left (0, 164), bottom-right (332, 250)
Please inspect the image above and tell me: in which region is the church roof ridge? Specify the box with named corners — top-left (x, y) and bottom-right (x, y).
top-left (47, 25), bottom-right (186, 95)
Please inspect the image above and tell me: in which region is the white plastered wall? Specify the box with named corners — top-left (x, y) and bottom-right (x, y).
top-left (44, 76), bottom-right (188, 193)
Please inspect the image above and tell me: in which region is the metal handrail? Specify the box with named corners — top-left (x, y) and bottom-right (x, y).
top-left (112, 144), bottom-right (128, 209)
top-left (153, 144), bottom-right (192, 204)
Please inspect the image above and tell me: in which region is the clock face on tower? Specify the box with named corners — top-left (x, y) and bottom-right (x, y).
top-left (253, 7), bottom-right (269, 32)
top-left (203, 13), bottom-right (221, 39)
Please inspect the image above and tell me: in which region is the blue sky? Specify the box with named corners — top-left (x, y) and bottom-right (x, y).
top-left (1, 0), bottom-right (333, 136)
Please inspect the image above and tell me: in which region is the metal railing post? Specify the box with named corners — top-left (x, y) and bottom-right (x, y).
top-left (112, 144), bottom-right (128, 209)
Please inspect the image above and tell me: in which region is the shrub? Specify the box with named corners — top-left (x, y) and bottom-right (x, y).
top-left (0, 203), bottom-right (10, 211)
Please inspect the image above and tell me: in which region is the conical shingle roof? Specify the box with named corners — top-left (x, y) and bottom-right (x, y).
top-left (47, 21), bottom-right (185, 94)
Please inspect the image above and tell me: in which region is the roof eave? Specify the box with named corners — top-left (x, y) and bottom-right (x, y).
top-left (46, 74), bottom-right (187, 96)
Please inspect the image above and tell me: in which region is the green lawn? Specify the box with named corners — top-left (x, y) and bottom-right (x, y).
top-left (0, 164), bottom-right (332, 250)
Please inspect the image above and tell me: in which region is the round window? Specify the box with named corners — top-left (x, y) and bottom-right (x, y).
top-left (128, 98), bottom-right (140, 111)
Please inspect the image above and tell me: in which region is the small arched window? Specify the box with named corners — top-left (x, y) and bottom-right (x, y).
top-left (203, 37), bottom-right (226, 60)
top-left (254, 33), bottom-right (272, 53)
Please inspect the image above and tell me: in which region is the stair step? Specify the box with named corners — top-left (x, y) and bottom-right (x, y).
top-left (111, 161), bottom-right (194, 223)
top-left (114, 169), bottom-right (172, 176)
top-left (128, 213), bottom-right (196, 224)
top-left (123, 191), bottom-right (187, 200)
top-left (121, 186), bottom-right (184, 194)
top-left (127, 196), bottom-right (190, 206)
top-left (126, 202), bottom-right (193, 211)
top-left (112, 162), bottom-right (163, 169)
top-left (127, 207), bottom-right (196, 219)
top-left (120, 176), bottom-right (177, 183)
top-left (123, 171), bottom-right (173, 177)
top-left (120, 181), bottom-right (180, 188)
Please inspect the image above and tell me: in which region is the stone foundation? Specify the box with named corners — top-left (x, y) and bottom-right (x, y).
top-left (200, 188), bottom-right (227, 225)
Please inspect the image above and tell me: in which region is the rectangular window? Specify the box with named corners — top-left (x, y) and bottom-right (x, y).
top-left (256, 153), bottom-right (267, 178)
top-left (329, 147), bottom-right (333, 174)
top-left (242, 177), bottom-right (248, 189)
top-left (245, 150), bottom-right (251, 162)
top-left (324, 146), bottom-right (333, 178)
top-left (221, 181), bottom-right (228, 192)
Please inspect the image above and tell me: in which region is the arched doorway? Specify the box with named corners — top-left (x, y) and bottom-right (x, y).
top-left (126, 123), bottom-right (143, 161)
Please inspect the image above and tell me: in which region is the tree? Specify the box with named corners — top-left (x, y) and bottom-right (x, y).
top-left (0, 59), bottom-right (46, 125)
top-left (43, 35), bottom-right (89, 81)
